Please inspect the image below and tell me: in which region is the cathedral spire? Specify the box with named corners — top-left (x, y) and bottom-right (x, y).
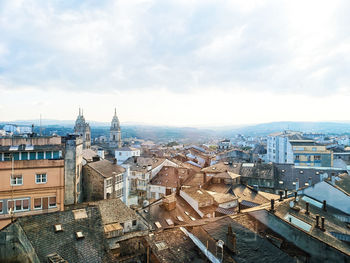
top-left (114, 107), bottom-right (117, 116)
top-left (79, 108), bottom-right (81, 116)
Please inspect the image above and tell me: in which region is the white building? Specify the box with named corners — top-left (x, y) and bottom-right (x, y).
top-left (267, 131), bottom-right (304, 164)
top-left (115, 147), bottom-right (141, 165)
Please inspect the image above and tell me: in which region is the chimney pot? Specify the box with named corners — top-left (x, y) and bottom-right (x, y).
top-left (316, 214), bottom-right (320, 228)
top-left (279, 191), bottom-right (283, 201)
top-left (321, 216), bottom-right (325, 231)
top-left (284, 189), bottom-right (288, 199)
top-left (323, 200), bottom-right (327, 212)
top-left (305, 202), bottom-right (310, 215)
top-left (270, 199), bottom-right (275, 213)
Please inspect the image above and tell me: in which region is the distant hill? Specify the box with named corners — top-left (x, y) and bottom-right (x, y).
top-left (229, 121), bottom-right (350, 136)
top-left (1, 120), bottom-right (350, 141)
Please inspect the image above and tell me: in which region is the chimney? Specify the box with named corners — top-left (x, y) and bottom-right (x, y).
top-left (315, 214), bottom-right (320, 228)
top-left (270, 199), bottom-right (275, 213)
top-left (308, 177), bottom-right (312, 187)
top-left (295, 178), bottom-right (299, 191)
top-left (226, 225), bottom-right (236, 254)
top-left (294, 191), bottom-right (298, 202)
top-left (323, 200), bottom-right (327, 212)
top-left (284, 189), bottom-right (288, 199)
top-left (305, 202), bottom-right (310, 215)
top-left (321, 217), bottom-right (325, 231)
top-left (279, 191), bottom-right (283, 201)
top-left (113, 158), bottom-right (117, 165)
top-left (238, 202), bottom-right (241, 213)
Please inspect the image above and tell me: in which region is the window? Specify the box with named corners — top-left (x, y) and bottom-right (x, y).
top-left (0, 201), bottom-right (2, 213)
top-left (8, 199), bottom-right (29, 212)
top-left (21, 152), bottom-right (28, 160)
top-left (30, 152), bottom-right (36, 160)
top-left (37, 152), bottom-right (44, 160)
top-left (106, 178), bottom-right (112, 186)
top-left (53, 151), bottom-right (59, 159)
top-left (49, 197), bottom-right (56, 208)
top-left (314, 155), bottom-right (321, 160)
top-left (13, 152), bottom-right (20, 161)
top-left (34, 198), bottom-right (42, 209)
top-left (295, 155), bottom-right (300, 161)
top-left (46, 151), bottom-right (52, 159)
top-left (119, 152), bottom-right (122, 156)
top-left (36, 174), bottom-right (47, 184)
top-left (132, 220), bottom-right (137, 226)
top-left (11, 174), bottom-right (23, 185)
top-left (312, 147), bottom-right (317, 151)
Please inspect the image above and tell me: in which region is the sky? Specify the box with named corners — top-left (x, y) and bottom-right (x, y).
top-left (1, 0), bottom-right (350, 127)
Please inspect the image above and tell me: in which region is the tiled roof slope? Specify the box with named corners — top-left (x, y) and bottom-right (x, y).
top-left (18, 206), bottom-right (112, 263)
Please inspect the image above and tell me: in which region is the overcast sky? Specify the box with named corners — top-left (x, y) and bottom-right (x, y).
top-left (1, 0), bottom-right (350, 126)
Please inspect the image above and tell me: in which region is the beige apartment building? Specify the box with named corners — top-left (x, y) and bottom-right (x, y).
top-left (0, 135), bottom-right (64, 229)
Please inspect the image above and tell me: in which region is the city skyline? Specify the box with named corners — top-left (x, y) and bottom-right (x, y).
top-left (1, 0), bottom-right (350, 126)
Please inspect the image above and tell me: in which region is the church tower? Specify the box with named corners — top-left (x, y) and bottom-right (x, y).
top-left (109, 108), bottom-right (122, 148)
top-left (74, 108), bottom-right (91, 149)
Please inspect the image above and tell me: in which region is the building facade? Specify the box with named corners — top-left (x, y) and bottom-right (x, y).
top-left (115, 147), bottom-right (141, 165)
top-left (291, 140), bottom-right (333, 167)
top-left (74, 108), bottom-right (91, 149)
top-left (0, 136), bottom-right (64, 229)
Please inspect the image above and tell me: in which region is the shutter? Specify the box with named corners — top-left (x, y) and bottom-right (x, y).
top-left (23, 199), bottom-right (29, 210)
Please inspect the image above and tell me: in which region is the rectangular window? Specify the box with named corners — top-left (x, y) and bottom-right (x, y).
top-left (4, 153), bottom-right (11, 161)
top-left (132, 220), bottom-right (137, 226)
top-left (49, 196), bottom-right (56, 208)
top-left (21, 152), bottom-right (28, 160)
top-left (34, 198), bottom-right (42, 209)
top-left (30, 152), bottom-right (36, 160)
top-left (11, 174), bottom-right (23, 185)
top-left (295, 155), bottom-right (300, 161)
top-left (0, 201), bottom-right (2, 213)
top-left (53, 151), bottom-right (59, 159)
top-left (106, 178), bottom-right (112, 186)
top-left (45, 151), bottom-right (52, 159)
top-left (36, 174), bottom-right (47, 184)
top-left (37, 152), bottom-right (44, 160)
top-left (8, 199), bottom-right (29, 212)
top-left (314, 155), bottom-right (321, 160)
top-left (13, 152), bottom-right (20, 161)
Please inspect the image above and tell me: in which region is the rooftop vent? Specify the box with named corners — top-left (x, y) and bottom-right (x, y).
top-left (155, 241), bottom-right (168, 251)
top-left (47, 253), bottom-right (68, 263)
top-left (54, 224), bottom-right (63, 232)
top-left (279, 181), bottom-right (284, 184)
top-left (76, 231), bottom-right (84, 239)
top-left (300, 171), bottom-right (304, 174)
top-left (282, 169), bottom-right (285, 173)
top-left (72, 209), bottom-right (87, 220)
top-left (316, 171), bottom-right (320, 175)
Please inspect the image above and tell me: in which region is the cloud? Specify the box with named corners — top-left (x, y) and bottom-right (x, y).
top-left (0, 0), bottom-right (349, 97)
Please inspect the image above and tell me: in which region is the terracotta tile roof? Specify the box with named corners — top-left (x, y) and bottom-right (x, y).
top-left (87, 159), bottom-right (125, 178)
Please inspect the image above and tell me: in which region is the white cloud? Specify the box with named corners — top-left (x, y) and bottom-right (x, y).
top-left (0, 0), bottom-right (350, 125)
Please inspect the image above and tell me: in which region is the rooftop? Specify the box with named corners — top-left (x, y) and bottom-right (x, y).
top-left (86, 159), bottom-right (125, 178)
